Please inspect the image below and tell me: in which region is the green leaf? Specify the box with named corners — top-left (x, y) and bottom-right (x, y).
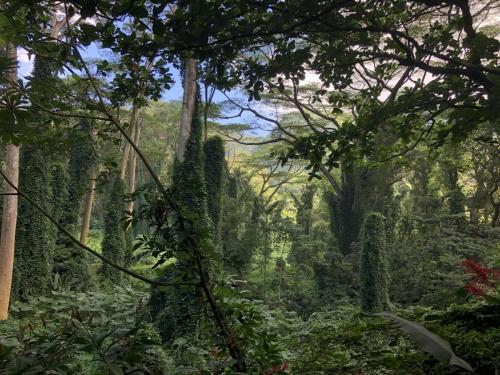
top-left (374, 313), bottom-right (473, 372)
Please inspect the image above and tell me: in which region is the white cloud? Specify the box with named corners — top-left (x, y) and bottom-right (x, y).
top-left (16, 48), bottom-right (34, 78)
top-left (17, 48), bottom-right (33, 63)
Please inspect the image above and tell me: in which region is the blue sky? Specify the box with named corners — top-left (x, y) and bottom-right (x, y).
top-left (17, 44), bottom-right (185, 99)
top-left (17, 44), bottom-right (260, 131)
top-left (18, 44), bottom-right (231, 104)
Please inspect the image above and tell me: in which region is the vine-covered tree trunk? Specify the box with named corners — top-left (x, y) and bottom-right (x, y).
top-left (325, 163), bottom-right (396, 256)
top-left (325, 169), bottom-right (363, 256)
top-left (237, 196), bottom-right (262, 276)
top-left (12, 53), bottom-right (60, 301)
top-left (12, 145), bottom-right (54, 300)
top-left (204, 136), bottom-right (226, 246)
top-left (360, 212), bottom-right (390, 312)
top-left (151, 60), bottom-right (246, 371)
top-left (0, 44), bottom-right (19, 319)
top-left (492, 200), bottom-right (499, 228)
top-left (442, 153), bottom-right (466, 219)
top-left (150, 84), bottom-right (212, 339)
top-left (100, 176), bottom-right (127, 283)
top-left (150, 57), bottom-right (208, 341)
top-left (123, 119), bottom-right (142, 266)
top-left (296, 185), bottom-right (316, 236)
top-left (52, 120), bottom-right (95, 288)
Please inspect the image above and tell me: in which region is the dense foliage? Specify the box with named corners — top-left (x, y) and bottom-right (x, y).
top-left (359, 212), bottom-right (390, 313)
top-left (100, 176), bottom-right (127, 283)
top-left (204, 136), bottom-right (226, 246)
top-left (0, 1), bottom-right (499, 374)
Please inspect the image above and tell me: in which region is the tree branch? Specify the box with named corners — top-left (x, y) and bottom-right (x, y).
top-left (0, 168), bottom-right (198, 288)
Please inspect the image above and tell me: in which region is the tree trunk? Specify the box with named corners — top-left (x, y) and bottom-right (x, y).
top-left (119, 58), bottom-right (153, 180)
top-left (80, 165), bottom-right (99, 245)
top-left (127, 120), bottom-right (142, 215)
top-left (119, 107), bottom-right (139, 180)
top-left (176, 59), bottom-right (197, 162)
top-left (0, 44), bottom-right (19, 320)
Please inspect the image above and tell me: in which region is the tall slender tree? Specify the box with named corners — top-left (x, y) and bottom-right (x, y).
top-left (127, 119), bottom-right (142, 216)
top-left (80, 164), bottom-right (99, 245)
top-left (237, 196), bottom-right (262, 275)
top-left (176, 59), bottom-right (198, 163)
top-left (0, 44), bottom-right (19, 319)
top-left (124, 119), bottom-right (142, 266)
top-left (120, 108), bottom-right (138, 180)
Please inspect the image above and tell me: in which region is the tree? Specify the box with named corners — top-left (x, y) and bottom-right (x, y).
top-left (12, 145), bottom-right (54, 300)
top-left (0, 43), bottom-right (19, 319)
top-left (176, 59), bottom-right (198, 163)
top-left (178, 0), bottom-right (498, 174)
top-left (218, 89), bottom-right (398, 259)
top-left (324, 170), bottom-right (363, 256)
top-left (238, 196), bottom-right (263, 276)
top-left (52, 121), bottom-right (96, 288)
top-left (221, 168), bottom-right (258, 275)
top-left (465, 128), bottom-right (500, 227)
top-left (127, 119), bottom-right (142, 216)
top-left (150, 60), bottom-right (212, 341)
top-left (66, 121), bottom-right (98, 229)
top-left (438, 146), bottom-right (467, 219)
top-left (80, 165), bottom-right (99, 245)
top-left (119, 107), bottom-right (139, 180)
top-left (3, 1), bottom-right (498, 172)
top-left (124, 118), bottom-right (142, 266)
top-left (150, 100), bottom-right (209, 337)
top-left (139, 101), bottom-right (182, 181)
top-left (11, 54), bottom-right (59, 301)
top-left (289, 184), bottom-right (316, 266)
top-left (204, 136), bottom-right (226, 246)
top-left (100, 175), bottom-right (127, 283)
top-left (295, 184), bottom-right (316, 236)
top-left (359, 212), bottom-right (390, 313)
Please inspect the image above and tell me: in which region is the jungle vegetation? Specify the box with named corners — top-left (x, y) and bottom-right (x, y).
top-left (0, 1), bottom-right (499, 374)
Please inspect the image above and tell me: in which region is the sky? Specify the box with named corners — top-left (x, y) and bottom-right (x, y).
top-left (16, 43), bottom-right (261, 134)
top-left (16, 44), bottom-right (228, 103)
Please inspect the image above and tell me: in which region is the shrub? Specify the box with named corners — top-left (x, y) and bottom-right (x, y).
top-left (0, 288), bottom-right (171, 374)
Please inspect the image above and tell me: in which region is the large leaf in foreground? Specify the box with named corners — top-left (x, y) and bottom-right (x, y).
top-left (374, 312), bottom-right (473, 372)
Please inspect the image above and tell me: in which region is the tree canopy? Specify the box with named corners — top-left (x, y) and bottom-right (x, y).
top-left (0, 1), bottom-right (499, 374)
